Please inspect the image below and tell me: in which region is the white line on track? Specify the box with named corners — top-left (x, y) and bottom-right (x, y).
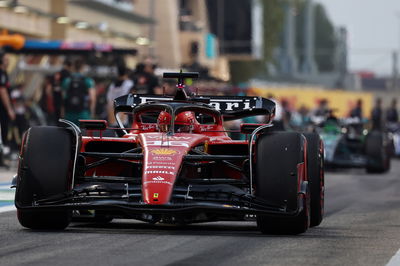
top-left (0, 205), bottom-right (15, 213)
top-left (0, 187), bottom-right (14, 201)
top-left (0, 192), bottom-right (14, 201)
top-left (0, 183), bottom-right (15, 212)
top-left (387, 248), bottom-right (400, 266)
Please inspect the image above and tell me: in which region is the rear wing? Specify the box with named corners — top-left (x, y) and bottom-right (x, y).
top-left (114, 94), bottom-right (275, 121)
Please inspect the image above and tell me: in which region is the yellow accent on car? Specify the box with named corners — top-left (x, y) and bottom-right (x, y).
top-left (151, 148), bottom-right (177, 155)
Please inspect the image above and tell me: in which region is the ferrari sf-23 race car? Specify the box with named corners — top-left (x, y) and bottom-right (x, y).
top-left (13, 72), bottom-right (324, 235)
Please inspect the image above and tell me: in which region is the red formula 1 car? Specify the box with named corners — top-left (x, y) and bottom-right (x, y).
top-left (13, 72), bottom-right (324, 234)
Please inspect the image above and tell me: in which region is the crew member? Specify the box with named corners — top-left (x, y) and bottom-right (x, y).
top-left (62, 59), bottom-right (96, 125)
top-left (386, 98), bottom-right (399, 123)
top-left (54, 60), bottom-right (72, 121)
top-left (0, 54), bottom-right (15, 150)
top-left (107, 66), bottom-right (133, 125)
top-left (350, 99), bottom-right (363, 119)
top-left (371, 98), bottom-right (383, 130)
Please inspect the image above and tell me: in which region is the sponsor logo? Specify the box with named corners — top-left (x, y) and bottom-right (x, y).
top-left (141, 125), bottom-right (156, 130)
top-left (147, 161), bottom-right (175, 165)
top-left (151, 148), bottom-right (177, 155)
top-left (146, 141), bottom-right (189, 147)
top-left (208, 100), bottom-right (251, 111)
top-left (147, 136), bottom-right (191, 140)
top-left (145, 170), bottom-right (174, 175)
top-left (152, 156), bottom-right (173, 161)
top-left (152, 176), bottom-right (164, 181)
top-left (136, 96), bottom-right (255, 112)
top-left (153, 193), bottom-right (159, 198)
top-left (147, 166), bottom-right (175, 170)
top-left (139, 96), bottom-right (172, 104)
top-left (144, 180), bottom-right (173, 185)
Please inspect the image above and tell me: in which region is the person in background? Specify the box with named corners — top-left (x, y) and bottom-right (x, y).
top-left (281, 99), bottom-right (292, 130)
top-left (0, 54), bottom-right (15, 166)
top-left (386, 98), bottom-right (398, 124)
top-left (40, 75), bottom-right (58, 125)
top-left (326, 109), bottom-right (339, 124)
top-left (298, 105), bottom-right (310, 125)
top-left (95, 85), bottom-right (108, 121)
top-left (59, 60), bottom-right (72, 84)
top-left (371, 98), bottom-right (383, 130)
top-left (161, 80), bottom-right (177, 95)
top-left (132, 62), bottom-right (161, 94)
top-left (53, 60), bottom-right (72, 121)
top-left (9, 85), bottom-right (28, 150)
top-left (62, 59), bottom-right (96, 125)
top-left (131, 63), bottom-right (147, 94)
top-left (144, 62), bottom-right (161, 94)
top-left (313, 99), bottom-right (329, 117)
top-left (350, 99), bottom-right (363, 119)
top-left (107, 66), bottom-right (134, 125)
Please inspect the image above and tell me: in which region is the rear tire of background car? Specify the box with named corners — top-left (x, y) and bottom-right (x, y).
top-left (255, 132), bottom-right (310, 235)
top-left (303, 133), bottom-right (324, 227)
top-left (15, 126), bottom-right (73, 230)
top-left (365, 131), bottom-right (390, 173)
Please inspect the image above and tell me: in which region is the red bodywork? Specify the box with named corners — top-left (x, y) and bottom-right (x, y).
top-left (80, 113), bottom-right (250, 205)
top-left (73, 91), bottom-right (308, 217)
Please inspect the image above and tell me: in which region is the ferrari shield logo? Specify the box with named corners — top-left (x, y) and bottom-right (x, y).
top-left (151, 148), bottom-right (177, 155)
top-left (153, 193), bottom-right (159, 199)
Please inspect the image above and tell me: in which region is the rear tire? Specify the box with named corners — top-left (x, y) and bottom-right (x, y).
top-left (255, 132), bottom-right (310, 235)
top-left (365, 131), bottom-right (390, 173)
top-left (303, 133), bottom-right (324, 227)
top-left (15, 126), bottom-right (73, 230)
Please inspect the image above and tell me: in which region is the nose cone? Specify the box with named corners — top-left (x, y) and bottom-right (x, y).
top-left (142, 147), bottom-right (184, 204)
top-left (139, 133), bottom-right (208, 205)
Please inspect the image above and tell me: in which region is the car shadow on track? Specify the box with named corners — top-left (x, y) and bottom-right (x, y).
top-left (53, 220), bottom-right (348, 239)
top-left (69, 220), bottom-right (261, 237)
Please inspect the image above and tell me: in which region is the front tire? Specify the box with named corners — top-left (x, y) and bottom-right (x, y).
top-left (255, 132), bottom-right (310, 235)
top-left (15, 126), bottom-right (73, 230)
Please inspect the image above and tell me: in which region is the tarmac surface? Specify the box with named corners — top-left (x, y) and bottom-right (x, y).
top-left (1, 161), bottom-right (400, 265)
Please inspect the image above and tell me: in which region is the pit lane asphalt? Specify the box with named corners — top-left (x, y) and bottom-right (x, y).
top-left (2, 161), bottom-right (400, 266)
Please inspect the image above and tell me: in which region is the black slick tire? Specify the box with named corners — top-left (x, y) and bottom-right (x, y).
top-left (15, 126), bottom-right (73, 230)
top-left (365, 131), bottom-right (390, 173)
top-left (303, 133), bottom-right (324, 227)
top-left (255, 132), bottom-right (310, 235)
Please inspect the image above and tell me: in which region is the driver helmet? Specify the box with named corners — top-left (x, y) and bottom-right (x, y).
top-left (157, 111), bottom-right (172, 132)
top-left (175, 111), bottom-right (199, 133)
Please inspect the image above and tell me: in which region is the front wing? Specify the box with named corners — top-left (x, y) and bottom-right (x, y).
top-left (15, 182), bottom-right (307, 220)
